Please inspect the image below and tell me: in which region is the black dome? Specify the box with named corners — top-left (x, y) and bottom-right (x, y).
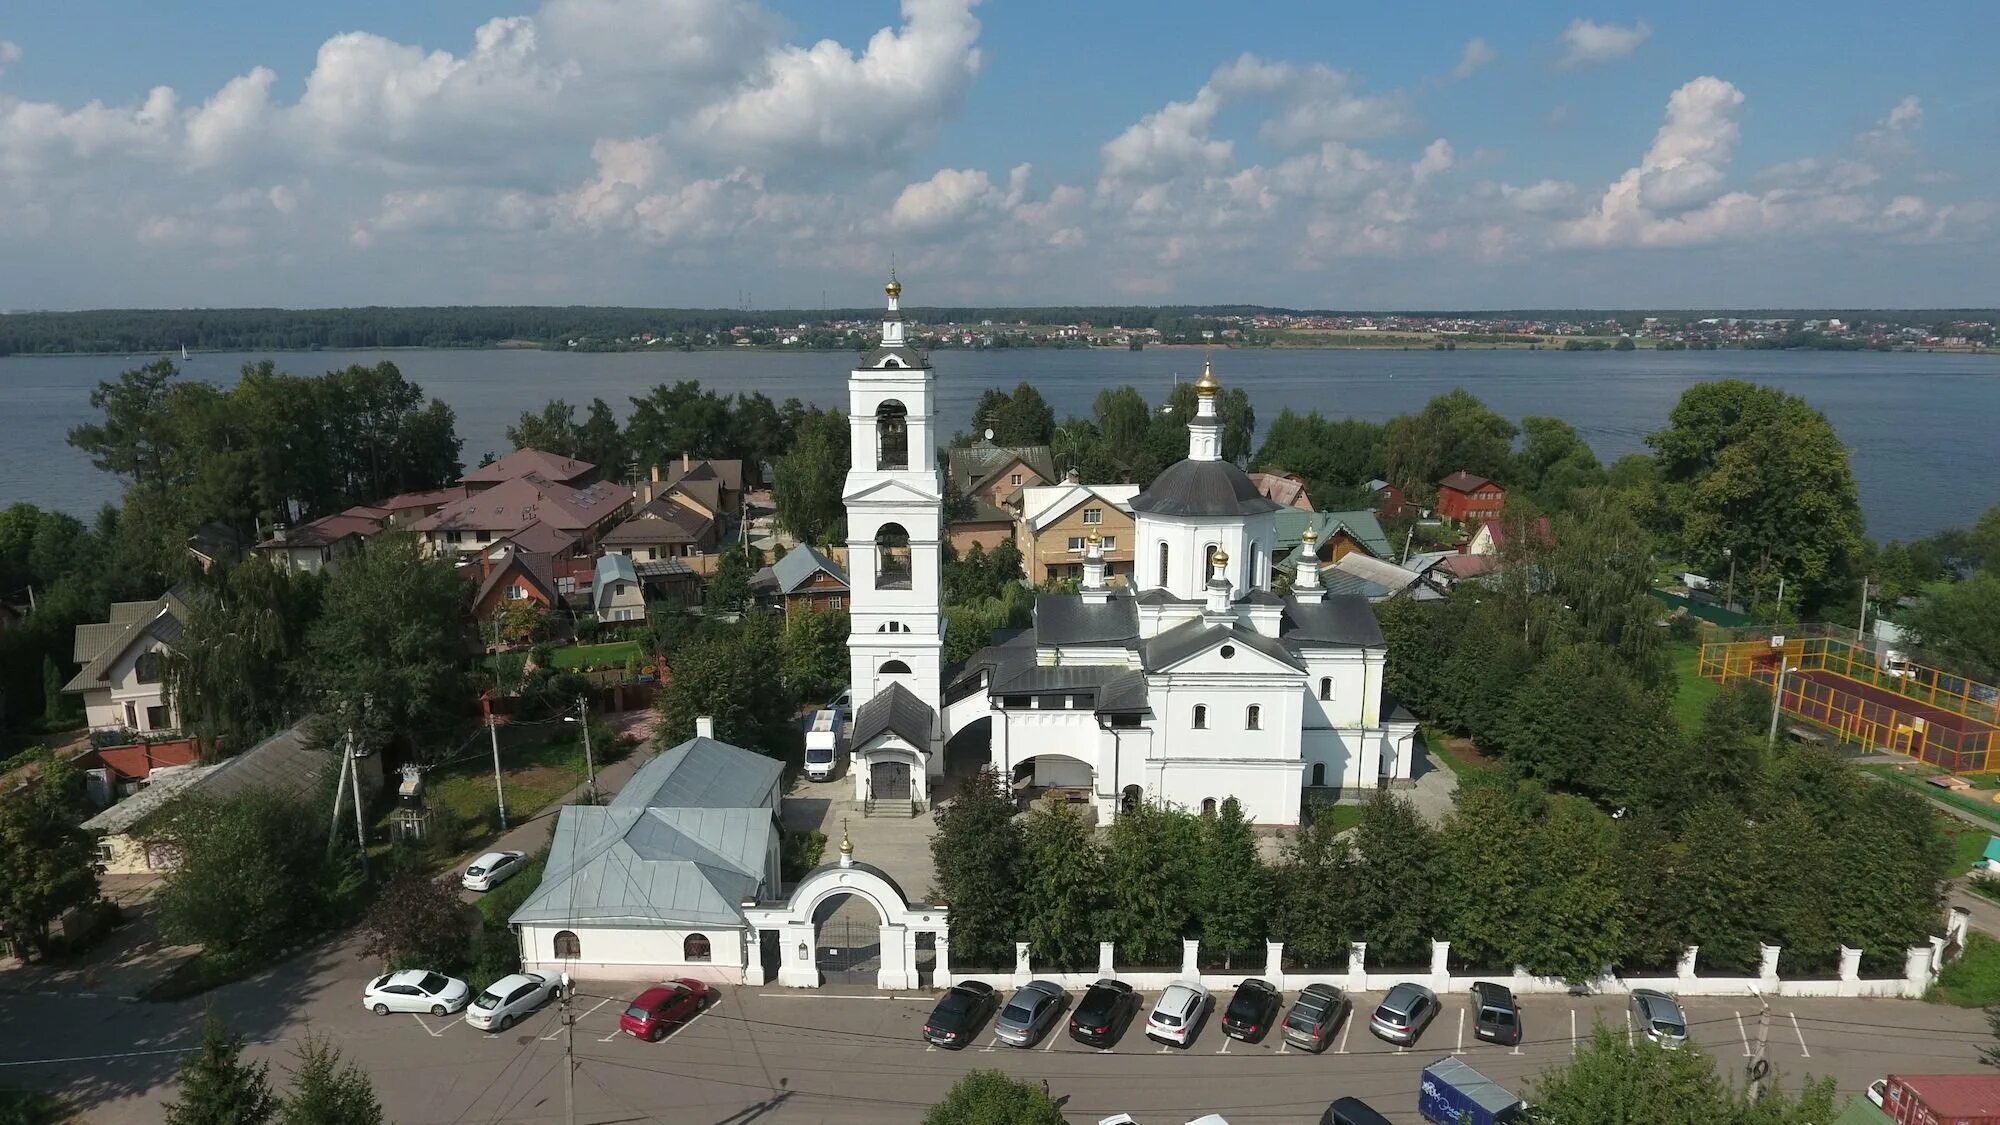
top-left (1130, 458), bottom-right (1285, 518)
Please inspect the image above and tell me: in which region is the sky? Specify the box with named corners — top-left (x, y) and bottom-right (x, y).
top-left (2, 1), bottom-right (1996, 311)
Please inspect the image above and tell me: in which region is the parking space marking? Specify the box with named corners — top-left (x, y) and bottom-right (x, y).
top-left (1789, 1012), bottom-right (1811, 1058)
top-left (1624, 1008), bottom-right (1633, 1046)
top-left (1455, 1008), bottom-right (1464, 1054)
top-left (546, 998), bottom-right (611, 1041)
top-left (1337, 1020), bottom-right (1353, 1055)
top-left (979, 1033), bottom-right (999, 1052)
top-left (597, 1023), bottom-right (625, 1043)
top-left (411, 1014), bottom-right (452, 1038)
top-left (1042, 1030), bottom-right (1059, 1052)
top-left (1735, 1012), bottom-right (1751, 1056)
top-left (1216, 1034), bottom-right (1230, 1055)
top-left (1570, 1009), bottom-right (1577, 1055)
top-left (1277, 1037), bottom-right (1289, 1055)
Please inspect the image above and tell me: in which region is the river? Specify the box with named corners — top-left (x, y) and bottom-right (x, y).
top-left (3, 346), bottom-right (1995, 542)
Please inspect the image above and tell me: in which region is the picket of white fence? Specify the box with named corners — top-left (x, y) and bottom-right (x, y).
top-left (937, 907), bottom-right (1970, 1000)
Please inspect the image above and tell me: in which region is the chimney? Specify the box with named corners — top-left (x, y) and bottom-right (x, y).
top-left (682, 451), bottom-right (691, 472)
top-left (695, 716), bottom-right (715, 739)
top-left (650, 464), bottom-right (661, 483)
top-left (1064, 467), bottom-right (1081, 484)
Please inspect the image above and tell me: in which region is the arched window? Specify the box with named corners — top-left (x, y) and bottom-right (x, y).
top-left (1192, 704), bottom-right (1207, 729)
top-left (1250, 543), bottom-right (1264, 588)
top-left (1201, 797), bottom-right (1218, 816)
top-left (1311, 762), bottom-right (1326, 787)
top-left (553, 931), bottom-right (581, 959)
top-left (880, 660), bottom-right (912, 675)
top-left (1246, 704), bottom-right (1261, 730)
top-left (875, 523), bottom-right (911, 589)
top-left (875, 400), bottom-right (909, 470)
top-left (1204, 543), bottom-right (1221, 581)
top-left (1156, 541), bottom-right (1169, 588)
top-left (134, 651), bottom-right (164, 685)
top-left (1319, 676), bottom-right (1332, 701)
top-left (683, 933), bottom-right (712, 962)
top-left (1121, 785), bottom-right (1143, 814)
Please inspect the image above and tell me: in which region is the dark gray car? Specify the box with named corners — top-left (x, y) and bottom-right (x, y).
top-left (994, 979), bottom-right (1066, 1047)
top-left (1282, 983), bottom-right (1351, 1053)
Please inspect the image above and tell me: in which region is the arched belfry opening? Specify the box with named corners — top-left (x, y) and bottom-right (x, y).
top-left (875, 522), bottom-right (912, 589)
top-left (875, 400), bottom-right (909, 470)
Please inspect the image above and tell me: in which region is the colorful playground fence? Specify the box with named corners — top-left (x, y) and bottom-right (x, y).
top-left (1699, 623), bottom-right (2000, 773)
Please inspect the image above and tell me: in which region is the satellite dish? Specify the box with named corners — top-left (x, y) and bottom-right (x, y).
top-left (983, 428), bottom-right (994, 441)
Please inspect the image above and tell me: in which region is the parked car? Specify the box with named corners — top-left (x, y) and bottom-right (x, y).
top-left (1469, 982), bottom-right (1521, 1046)
top-left (1368, 982), bottom-right (1439, 1046)
top-left (1282, 983), bottom-right (1351, 1053)
top-left (1219, 978), bottom-right (1281, 1042)
top-left (994, 980), bottom-right (1067, 1047)
top-left (461, 850), bottom-right (528, 891)
top-left (1070, 978), bottom-right (1142, 1047)
top-left (363, 969), bottom-right (471, 1016)
top-left (1866, 1079), bottom-right (1886, 1107)
top-left (1321, 1098), bottom-right (1394, 1125)
top-left (1629, 989), bottom-right (1688, 1049)
top-left (923, 981), bottom-right (998, 1048)
top-left (465, 972), bottom-right (561, 1032)
top-left (1145, 980), bottom-right (1211, 1048)
top-left (618, 979), bottom-right (713, 1042)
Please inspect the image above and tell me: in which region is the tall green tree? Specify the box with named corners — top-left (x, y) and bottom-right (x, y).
top-left (626, 381), bottom-right (735, 466)
top-left (150, 788), bottom-right (355, 963)
top-left (506, 399), bottom-right (580, 456)
top-left (1519, 796), bottom-right (1626, 984)
top-left (1381, 389), bottom-right (1517, 499)
top-left (162, 1012), bottom-right (277, 1125)
top-left (1673, 800), bottom-right (1764, 972)
top-left (705, 549), bottom-right (753, 613)
top-left (169, 560), bottom-right (323, 754)
top-left (924, 1070), bottom-right (1064, 1125)
top-left (576, 397), bottom-right (631, 478)
top-left (277, 1038), bottom-right (382, 1125)
top-left (1646, 380), bottom-right (1864, 613)
top-left (0, 755), bottom-right (101, 960)
top-left (1906, 571), bottom-right (2000, 681)
top-left (1516, 416), bottom-right (1605, 511)
top-left (1019, 796), bottom-right (1103, 969)
top-left (772, 409), bottom-right (850, 546)
top-left (929, 766), bottom-right (1024, 966)
top-left (1271, 802), bottom-right (1357, 966)
top-left (967, 383), bottom-right (1057, 446)
top-left (1252, 410), bottom-right (1385, 508)
top-left (1530, 1025), bottom-right (1835, 1124)
top-left (780, 608), bottom-right (849, 701)
top-left (1097, 800), bottom-right (1199, 965)
top-left (1348, 793), bottom-right (1444, 965)
top-left (302, 534), bottom-right (474, 756)
top-left (357, 868), bottom-right (473, 971)
top-left (655, 615), bottom-right (795, 750)
top-left (1196, 797), bottom-right (1266, 962)
top-left (1440, 782), bottom-right (1535, 970)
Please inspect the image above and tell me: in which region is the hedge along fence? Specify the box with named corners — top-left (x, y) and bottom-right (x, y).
top-left (939, 911), bottom-right (1969, 1000)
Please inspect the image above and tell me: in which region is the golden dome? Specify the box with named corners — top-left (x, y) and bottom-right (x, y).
top-left (885, 277), bottom-right (902, 299)
top-left (839, 831), bottom-right (854, 857)
top-left (1212, 547), bottom-right (1230, 567)
top-left (1194, 360), bottom-right (1220, 396)
top-left (1301, 526), bottom-right (1318, 544)
top-left (1086, 528), bottom-right (1102, 546)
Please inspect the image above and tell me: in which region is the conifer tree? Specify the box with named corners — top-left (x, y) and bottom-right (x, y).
top-left (163, 1013), bottom-right (276, 1125)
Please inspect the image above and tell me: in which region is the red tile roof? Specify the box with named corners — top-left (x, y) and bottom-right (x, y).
top-left (412, 475), bottom-right (630, 535)
top-left (463, 448), bottom-right (594, 485)
top-left (1438, 471), bottom-right (1497, 494)
top-left (378, 485), bottom-right (470, 512)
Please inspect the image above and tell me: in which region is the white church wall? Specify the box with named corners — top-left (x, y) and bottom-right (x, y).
top-left (1153, 758), bottom-right (1302, 825)
top-left (994, 711), bottom-right (1109, 784)
top-left (1302, 728), bottom-right (1368, 790)
top-left (847, 377), bottom-right (938, 474)
top-left (1299, 651), bottom-right (1371, 728)
top-left (1136, 514), bottom-right (1254, 599)
top-left (1151, 667), bottom-right (1302, 765)
top-left (518, 924), bottom-right (747, 983)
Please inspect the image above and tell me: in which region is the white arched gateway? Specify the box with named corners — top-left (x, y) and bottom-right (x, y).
top-left (741, 843), bottom-right (949, 991)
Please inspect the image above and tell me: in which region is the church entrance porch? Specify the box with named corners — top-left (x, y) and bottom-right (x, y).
top-left (870, 759), bottom-right (912, 801)
top-left (1007, 754), bottom-right (1101, 825)
top-left (741, 845), bottom-right (949, 990)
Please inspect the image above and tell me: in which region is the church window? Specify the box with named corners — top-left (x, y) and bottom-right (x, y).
top-left (1082, 507), bottom-right (1102, 525)
top-left (1192, 704), bottom-right (1207, 729)
top-left (881, 660), bottom-right (912, 675)
top-left (683, 934), bottom-right (712, 962)
top-left (553, 931), bottom-right (581, 959)
top-left (1250, 543), bottom-right (1264, 587)
top-left (1201, 798), bottom-right (1218, 816)
top-left (1205, 544), bottom-right (1221, 579)
top-left (1157, 541), bottom-right (1169, 587)
top-left (875, 401), bottom-right (909, 470)
top-left (1319, 676), bottom-right (1333, 701)
top-left (875, 523), bottom-right (911, 589)
top-left (1219, 645), bottom-right (1236, 660)
top-left (1311, 763), bottom-right (1326, 787)
top-left (1246, 704), bottom-right (1261, 730)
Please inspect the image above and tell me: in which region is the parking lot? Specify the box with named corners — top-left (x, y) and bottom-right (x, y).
top-left (4, 956), bottom-right (1991, 1124)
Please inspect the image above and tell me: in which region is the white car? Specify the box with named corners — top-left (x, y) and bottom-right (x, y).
top-left (1144, 980), bottom-right (1211, 1047)
top-left (1867, 1079), bottom-right (1887, 1107)
top-left (466, 972), bottom-right (562, 1032)
top-left (462, 850), bottom-right (528, 891)
top-left (363, 969), bottom-right (471, 1016)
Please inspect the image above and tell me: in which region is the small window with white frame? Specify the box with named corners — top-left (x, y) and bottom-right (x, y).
top-left (1082, 507), bottom-right (1103, 525)
top-left (1067, 536), bottom-right (1085, 552)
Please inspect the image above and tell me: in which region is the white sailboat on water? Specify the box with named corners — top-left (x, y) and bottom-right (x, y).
top-left (180, 343), bottom-right (189, 361)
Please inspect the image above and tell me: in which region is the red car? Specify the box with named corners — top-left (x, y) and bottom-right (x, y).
top-left (618, 979), bottom-right (713, 1042)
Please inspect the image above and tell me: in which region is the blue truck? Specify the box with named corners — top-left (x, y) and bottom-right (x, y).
top-left (1418, 1057), bottom-right (1524, 1125)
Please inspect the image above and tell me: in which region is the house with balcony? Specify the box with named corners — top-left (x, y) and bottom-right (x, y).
top-left (412, 474), bottom-right (632, 559)
top-left (1014, 479), bottom-right (1140, 585)
top-left (63, 591), bottom-right (191, 734)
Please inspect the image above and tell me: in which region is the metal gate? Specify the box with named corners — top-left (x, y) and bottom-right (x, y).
top-left (870, 760), bottom-right (912, 800)
top-left (815, 917), bottom-right (882, 979)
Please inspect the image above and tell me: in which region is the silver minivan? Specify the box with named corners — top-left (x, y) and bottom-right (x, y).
top-left (1630, 989), bottom-right (1688, 1048)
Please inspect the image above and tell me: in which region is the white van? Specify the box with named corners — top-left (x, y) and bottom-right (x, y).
top-left (804, 708), bottom-right (844, 781)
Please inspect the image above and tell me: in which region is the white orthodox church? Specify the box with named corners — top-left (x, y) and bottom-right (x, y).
top-left (843, 279), bottom-right (1419, 828)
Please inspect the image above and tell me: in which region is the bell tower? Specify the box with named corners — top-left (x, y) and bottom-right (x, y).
top-left (843, 276), bottom-right (944, 756)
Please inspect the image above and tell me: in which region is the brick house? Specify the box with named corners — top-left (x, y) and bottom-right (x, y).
top-left (1015, 481), bottom-right (1140, 584)
top-left (1434, 471), bottom-right (1506, 523)
top-left (471, 544), bottom-right (561, 624)
top-left (947, 442), bottom-right (1056, 510)
top-left (412, 474), bottom-right (632, 558)
top-left (600, 492), bottom-right (721, 562)
top-left (639, 455), bottom-right (745, 518)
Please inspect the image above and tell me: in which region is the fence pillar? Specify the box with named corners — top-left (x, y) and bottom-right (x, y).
top-left (742, 926), bottom-right (766, 987)
top-left (1948, 907), bottom-right (1972, 953)
top-left (1758, 944), bottom-right (1782, 994)
top-left (1837, 946), bottom-right (1861, 996)
top-left (1904, 944), bottom-right (1937, 998)
top-left (1430, 941), bottom-right (1452, 991)
top-left (1347, 941), bottom-right (1369, 993)
top-left (1677, 945), bottom-right (1700, 989)
top-left (1181, 939), bottom-right (1201, 979)
top-left (933, 930), bottom-right (952, 987)
top-left (1014, 942), bottom-right (1032, 988)
top-left (1098, 941), bottom-right (1116, 979)
top-left (1264, 941), bottom-right (1285, 991)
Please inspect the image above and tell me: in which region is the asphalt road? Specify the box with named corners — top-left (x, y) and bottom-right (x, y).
top-left (2, 938), bottom-right (1991, 1125)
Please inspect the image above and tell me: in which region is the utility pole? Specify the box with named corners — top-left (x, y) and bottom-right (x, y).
top-left (327, 731), bottom-right (353, 851)
top-left (1858, 577), bottom-right (1872, 640)
top-left (562, 983), bottom-right (577, 1125)
top-left (348, 729), bottom-right (369, 876)
top-left (577, 695), bottom-right (597, 804)
top-left (487, 698), bottom-right (509, 831)
top-left (1774, 575), bottom-right (1786, 619)
top-left (1767, 665), bottom-right (1794, 750)
top-left (1723, 548), bottom-right (1736, 613)
top-left (1747, 995), bottom-right (1772, 1101)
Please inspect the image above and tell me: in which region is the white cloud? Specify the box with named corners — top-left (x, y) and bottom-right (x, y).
top-left (1452, 38), bottom-right (1496, 81)
top-left (1412, 139), bottom-right (1455, 183)
top-left (1887, 95), bottom-right (1922, 130)
top-left (1559, 19), bottom-right (1652, 67)
top-left (1501, 179), bottom-right (1576, 213)
top-left (0, 39), bottom-right (21, 74)
top-left (891, 167), bottom-right (1003, 231)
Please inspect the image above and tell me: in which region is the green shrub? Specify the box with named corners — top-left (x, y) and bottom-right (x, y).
top-left (1931, 931), bottom-right (2000, 1007)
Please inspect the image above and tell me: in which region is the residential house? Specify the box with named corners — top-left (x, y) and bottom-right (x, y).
top-left (1015, 481), bottom-right (1141, 584)
top-left (1247, 471), bottom-right (1314, 511)
top-left (412, 474), bottom-right (633, 558)
top-left (639, 455), bottom-right (746, 517)
top-left (1435, 471), bottom-right (1506, 523)
top-left (765, 545), bottom-right (848, 617)
top-left (1367, 478), bottom-right (1407, 521)
top-left (463, 448), bottom-right (599, 492)
top-left (472, 544), bottom-right (561, 625)
top-left (484, 521), bottom-right (592, 598)
top-left (600, 493), bottom-right (721, 562)
top-left (1465, 516), bottom-right (1551, 557)
top-left (592, 553), bottom-right (646, 623)
top-left (377, 484), bottom-right (470, 527)
top-left (185, 522), bottom-right (247, 573)
top-left (510, 725), bottom-right (782, 982)
top-left (63, 591), bottom-right (190, 734)
top-left (254, 505), bottom-right (388, 573)
top-left (947, 441), bottom-right (1056, 511)
top-left (1274, 509), bottom-right (1394, 569)
top-left (949, 498), bottom-right (1017, 556)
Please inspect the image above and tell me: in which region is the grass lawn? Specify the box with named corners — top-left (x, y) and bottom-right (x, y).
top-left (1423, 725), bottom-right (1499, 780)
top-left (550, 640), bottom-right (643, 671)
top-left (1945, 820), bottom-right (1994, 877)
top-left (1669, 642), bottom-right (1718, 732)
top-left (1857, 763), bottom-right (2000, 832)
top-left (1930, 931), bottom-right (2000, 1007)
top-left (1323, 805), bottom-right (1367, 833)
top-left (425, 730), bottom-right (595, 842)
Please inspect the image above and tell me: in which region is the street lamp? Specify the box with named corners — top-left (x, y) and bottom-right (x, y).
top-left (1766, 664), bottom-right (1797, 750)
top-left (562, 695), bottom-right (596, 804)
